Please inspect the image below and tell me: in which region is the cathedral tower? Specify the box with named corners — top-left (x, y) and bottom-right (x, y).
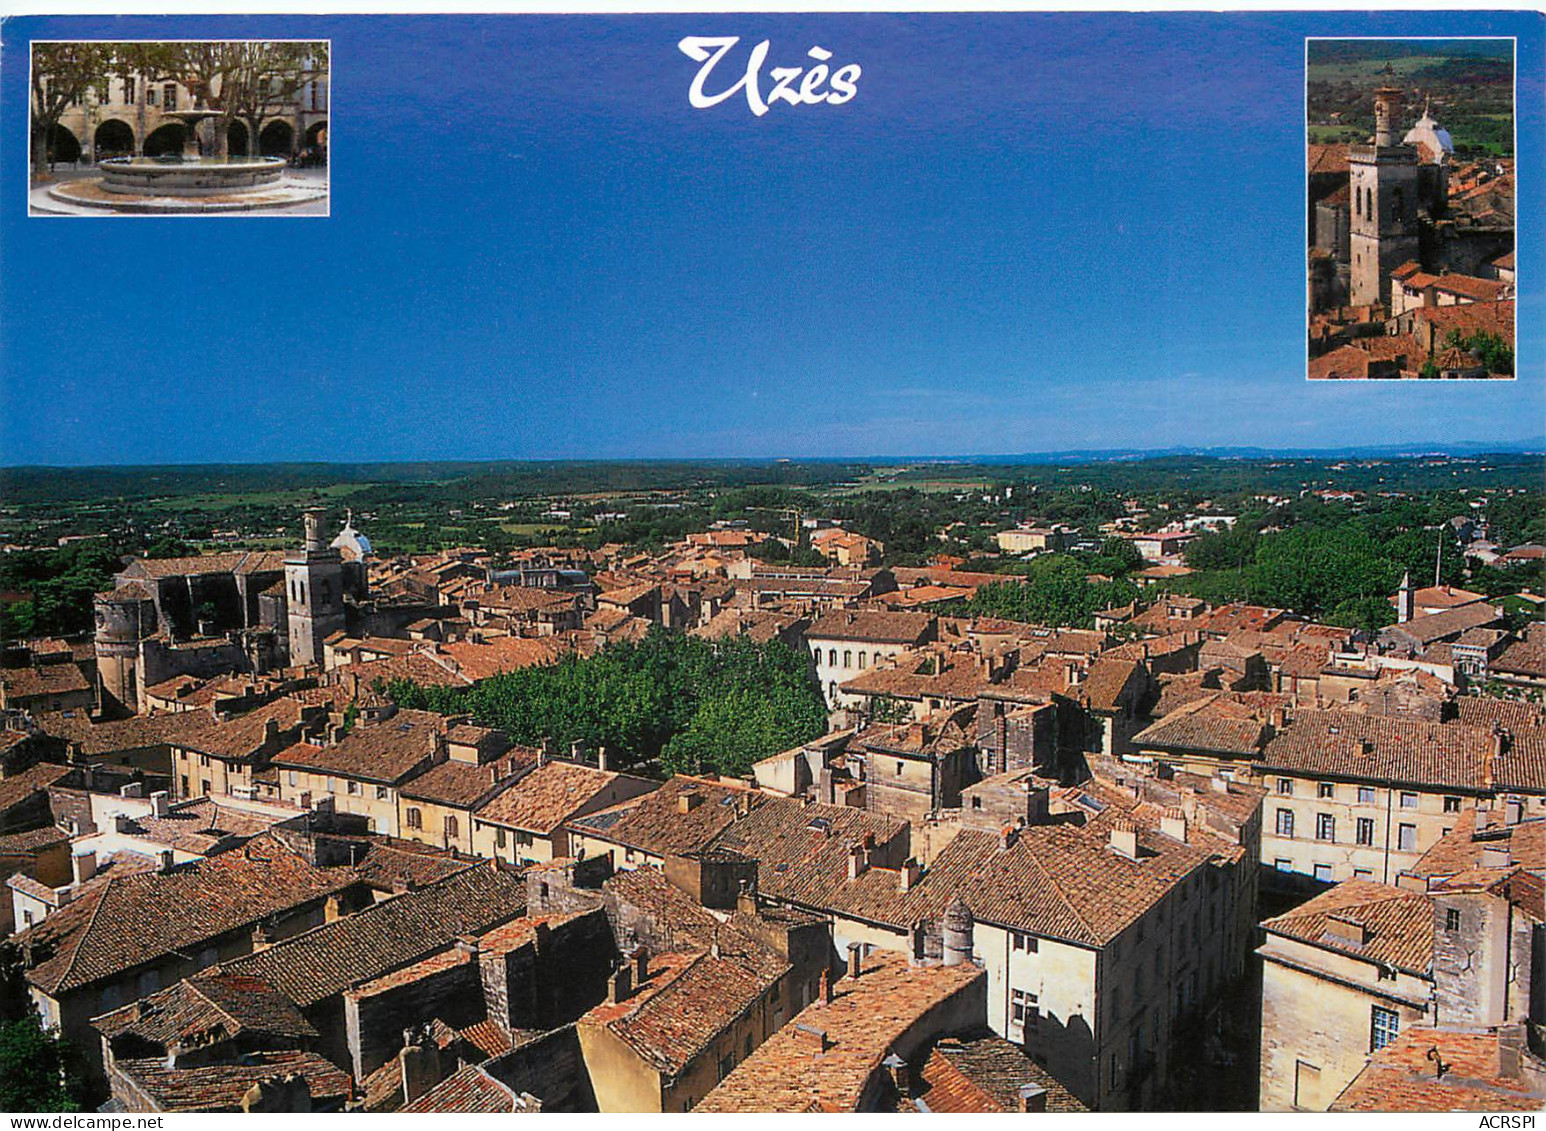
top-left (285, 509), bottom-right (347, 668)
top-left (1349, 76), bottom-right (1421, 309)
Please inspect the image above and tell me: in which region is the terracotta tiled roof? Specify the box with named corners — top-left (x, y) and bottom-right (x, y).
top-left (1133, 694), bottom-right (1268, 758)
top-left (587, 947), bottom-right (779, 1076)
top-left (1307, 143), bottom-right (1350, 176)
top-left (1257, 709), bottom-right (1499, 792)
top-left (0, 825), bottom-right (70, 855)
top-left (818, 821), bottom-right (1212, 948)
top-left (399, 754), bottom-right (530, 809)
top-left (1410, 811), bottom-right (1546, 879)
top-left (1261, 880), bottom-right (1433, 974)
top-left (400, 1064), bottom-right (531, 1113)
top-left (568, 776), bottom-right (760, 858)
top-left (119, 552), bottom-right (280, 580)
top-left (270, 709), bottom-right (447, 785)
top-left (0, 761), bottom-right (73, 813)
top-left (14, 833), bottom-right (356, 996)
top-left (1433, 273), bottom-right (1511, 302)
top-left (220, 861), bottom-right (525, 1006)
top-left (706, 796), bottom-right (908, 910)
top-left (695, 951), bottom-right (985, 1112)
top-left (918, 1032), bottom-right (1087, 1112)
top-left (807, 609), bottom-right (933, 645)
top-left (115, 1050), bottom-right (351, 1112)
top-left (1331, 1028), bottom-right (1546, 1112)
top-left (474, 760), bottom-right (637, 835)
top-left (1, 664), bottom-right (91, 701)
top-left (94, 971), bottom-right (318, 1046)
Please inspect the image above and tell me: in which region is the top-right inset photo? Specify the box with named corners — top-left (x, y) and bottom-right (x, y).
top-left (1307, 38), bottom-right (1515, 379)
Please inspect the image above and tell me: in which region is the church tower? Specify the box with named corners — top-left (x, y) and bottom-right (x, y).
top-left (285, 509), bottom-right (347, 668)
top-left (1349, 74), bottom-right (1421, 309)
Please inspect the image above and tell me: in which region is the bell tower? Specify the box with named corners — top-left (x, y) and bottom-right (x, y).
top-left (1349, 72), bottom-right (1421, 309)
top-left (285, 509), bottom-right (347, 668)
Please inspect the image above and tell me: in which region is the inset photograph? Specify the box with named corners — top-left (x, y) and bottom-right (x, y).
top-left (1306, 38), bottom-right (1514, 379)
top-left (28, 40), bottom-right (329, 216)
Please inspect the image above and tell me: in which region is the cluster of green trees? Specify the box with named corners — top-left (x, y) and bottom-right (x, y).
top-left (0, 542), bottom-right (122, 641)
top-left (1448, 330), bottom-right (1515, 377)
top-left (944, 555), bottom-right (1142, 629)
top-left (383, 631), bottom-right (828, 779)
top-left (0, 1017), bottom-right (85, 1112)
top-left (1173, 497), bottom-right (1537, 630)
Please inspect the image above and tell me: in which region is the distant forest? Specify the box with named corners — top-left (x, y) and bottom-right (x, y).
top-left (1306, 39), bottom-right (1514, 156)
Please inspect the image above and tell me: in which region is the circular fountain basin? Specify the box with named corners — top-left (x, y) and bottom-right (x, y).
top-left (99, 155), bottom-right (288, 197)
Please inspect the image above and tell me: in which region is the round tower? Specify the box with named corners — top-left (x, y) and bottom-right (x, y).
top-left (942, 896), bottom-right (975, 967)
top-left (94, 584), bottom-right (157, 713)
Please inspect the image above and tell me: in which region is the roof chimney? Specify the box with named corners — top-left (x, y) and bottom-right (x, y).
top-left (847, 841), bottom-right (867, 880)
top-left (597, 746), bottom-right (610, 773)
top-left (819, 969), bottom-right (834, 1005)
top-left (1505, 797), bottom-right (1523, 826)
top-left (998, 824), bottom-right (1018, 852)
top-left (678, 790), bottom-right (703, 814)
top-left (898, 858), bottom-right (922, 892)
top-left (607, 965), bottom-right (633, 1004)
top-left (571, 739), bottom-right (584, 763)
top-left (1109, 827), bottom-right (1139, 860)
top-left (156, 849), bottom-right (176, 873)
top-left (632, 945), bottom-right (649, 984)
top-left (72, 849), bottom-right (97, 886)
top-left (1161, 812), bottom-right (1188, 842)
top-left (882, 1053), bottom-right (910, 1096)
top-left (150, 790), bottom-right (170, 818)
top-left (1019, 1084), bottom-right (1049, 1113)
top-left (847, 942), bottom-right (863, 981)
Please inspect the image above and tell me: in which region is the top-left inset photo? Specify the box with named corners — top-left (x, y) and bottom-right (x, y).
top-left (28, 40), bottom-right (329, 215)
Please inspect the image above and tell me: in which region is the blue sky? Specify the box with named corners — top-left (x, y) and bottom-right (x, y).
top-left (1, 10), bottom-right (1540, 465)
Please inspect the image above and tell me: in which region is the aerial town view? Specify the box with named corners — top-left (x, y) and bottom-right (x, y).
top-left (1307, 39), bottom-right (1516, 379)
top-left (0, 6), bottom-right (1542, 1121)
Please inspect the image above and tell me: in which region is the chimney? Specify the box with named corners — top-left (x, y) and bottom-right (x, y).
top-left (156, 849), bottom-right (176, 873)
top-left (119, 782), bottom-right (144, 799)
top-left (632, 945), bottom-right (649, 985)
top-left (847, 841), bottom-right (867, 880)
top-left (72, 849), bottom-right (96, 885)
top-left (264, 718), bottom-right (280, 744)
top-left (150, 790), bottom-right (170, 818)
top-left (819, 969), bottom-right (834, 1005)
top-left (1323, 914), bottom-right (1370, 947)
top-left (898, 858), bottom-right (922, 892)
top-left (1019, 1084), bottom-right (1049, 1113)
top-left (1505, 797), bottom-right (1523, 826)
top-left (571, 740), bottom-right (584, 763)
top-left (538, 740), bottom-right (551, 767)
top-left (327, 723), bottom-right (345, 745)
top-left (597, 746), bottom-right (610, 773)
top-left (847, 942), bottom-right (863, 981)
top-left (1481, 844), bottom-right (1511, 869)
top-left (678, 790), bottom-right (703, 814)
top-left (533, 921), bottom-right (551, 950)
top-left (1109, 827), bottom-right (1139, 860)
top-left (882, 1052), bottom-right (910, 1096)
top-left (998, 824), bottom-right (1018, 851)
top-left (1161, 812), bottom-right (1188, 842)
top-left (1269, 706), bottom-right (1286, 730)
top-left (607, 966), bottom-right (633, 1004)
top-left (1210, 775), bottom-right (1231, 795)
top-left (398, 1035), bottom-right (441, 1105)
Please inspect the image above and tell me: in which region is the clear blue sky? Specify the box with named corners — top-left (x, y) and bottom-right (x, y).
top-left (1, 10), bottom-right (1541, 465)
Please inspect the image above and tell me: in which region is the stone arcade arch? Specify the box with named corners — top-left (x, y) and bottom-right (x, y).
top-left (93, 119), bottom-right (136, 160)
top-left (258, 119), bottom-right (294, 157)
top-left (41, 122), bottom-right (81, 165)
top-left (141, 123), bottom-right (185, 157)
top-left (227, 120), bottom-right (250, 156)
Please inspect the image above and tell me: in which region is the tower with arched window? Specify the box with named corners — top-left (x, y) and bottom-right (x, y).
top-left (284, 509), bottom-right (347, 668)
top-left (1348, 77), bottom-right (1421, 309)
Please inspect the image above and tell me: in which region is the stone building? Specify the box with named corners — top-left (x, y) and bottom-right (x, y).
top-left (37, 58), bottom-right (327, 165)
